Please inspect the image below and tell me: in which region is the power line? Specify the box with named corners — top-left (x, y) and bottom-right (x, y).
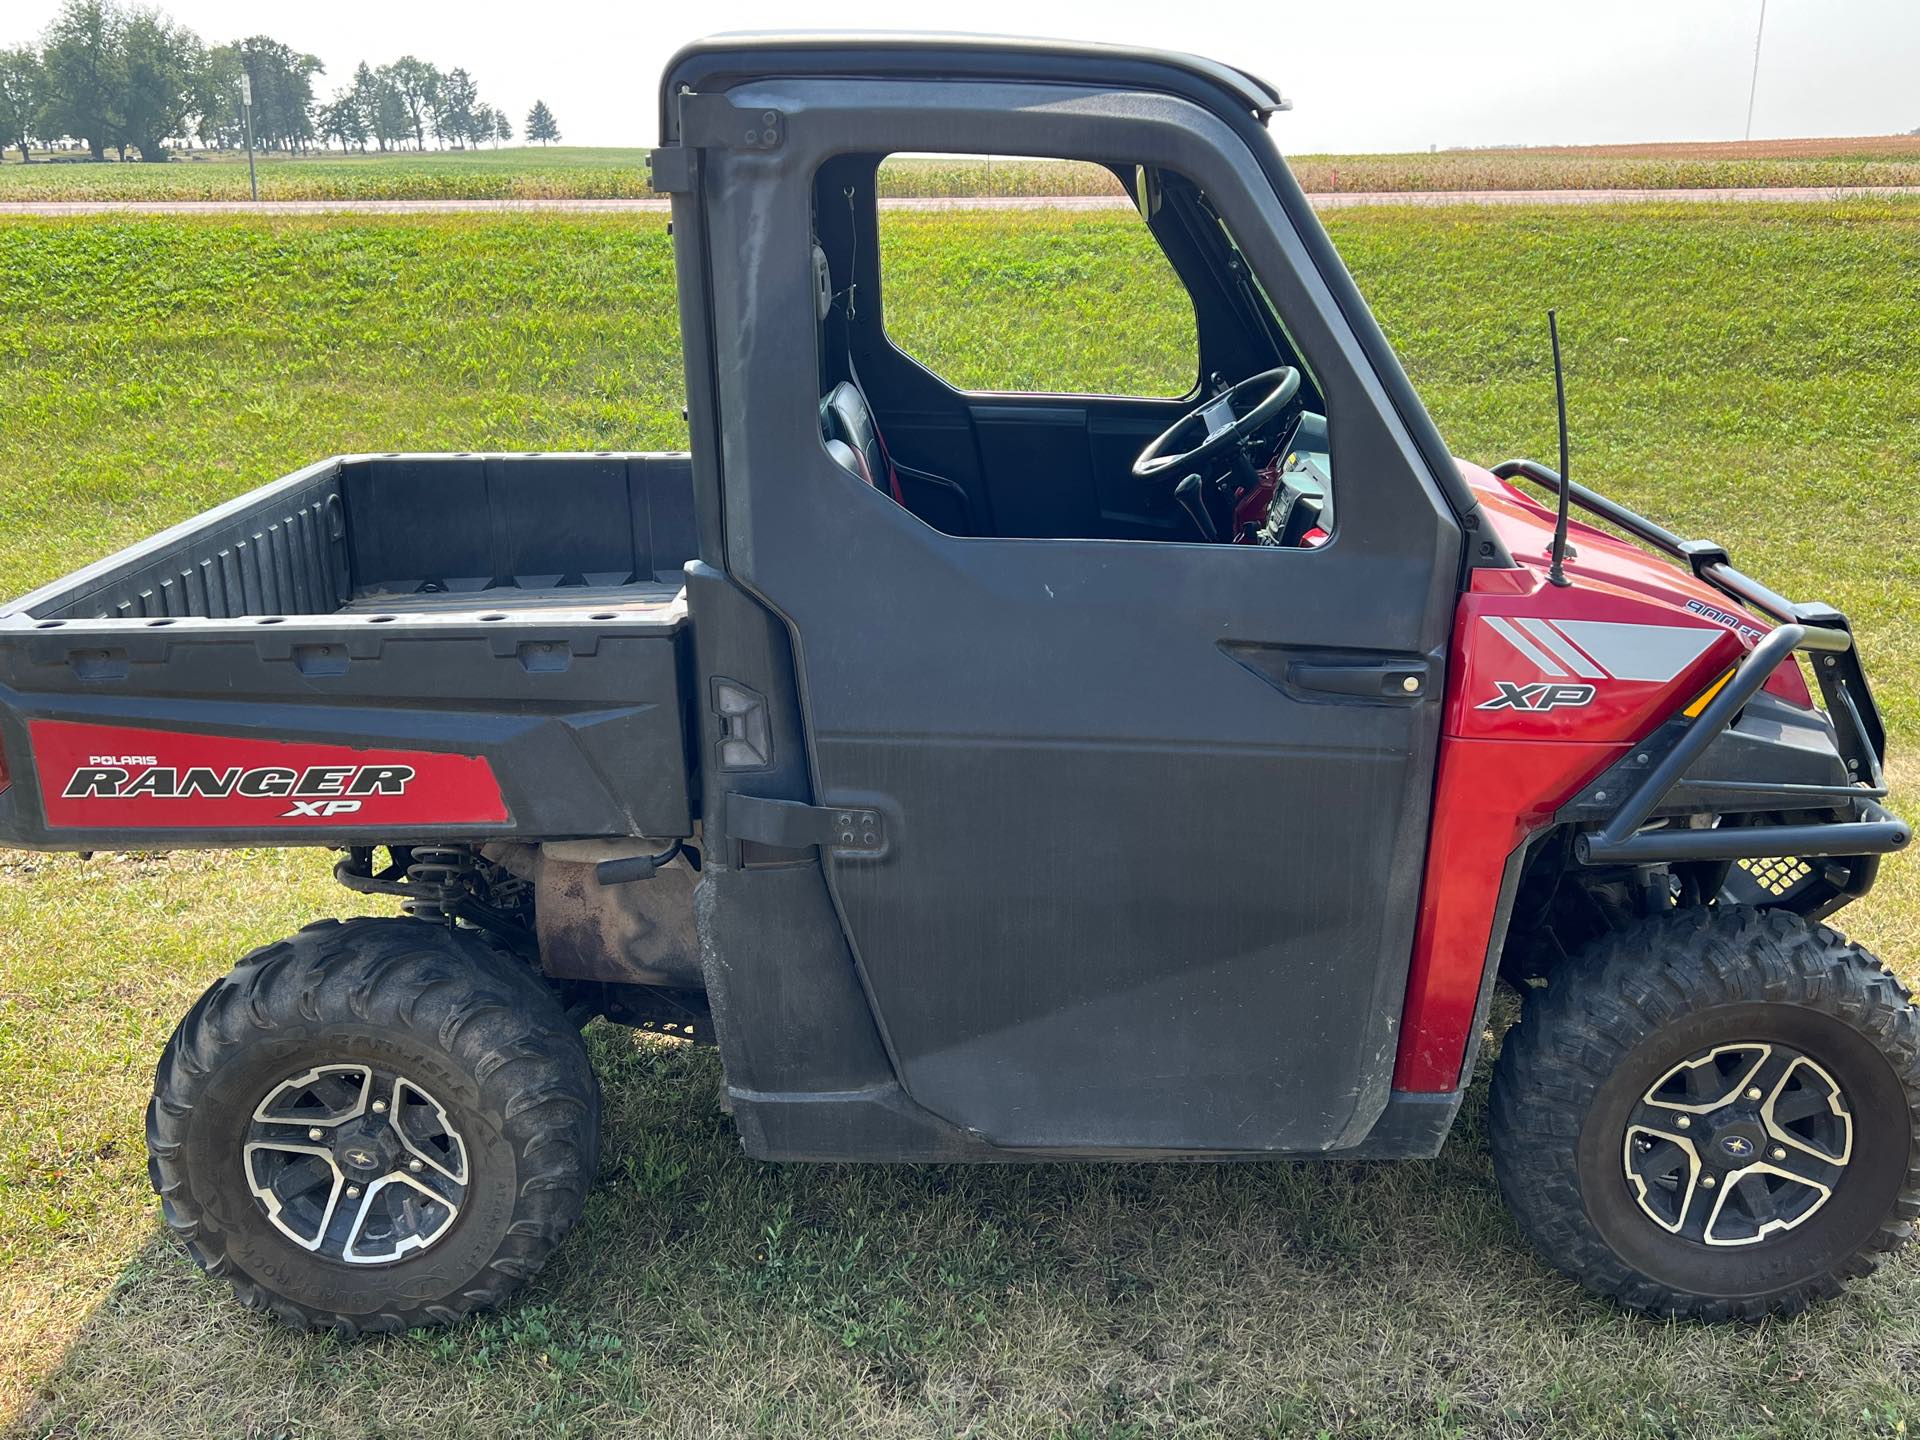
top-left (1744, 0), bottom-right (1769, 141)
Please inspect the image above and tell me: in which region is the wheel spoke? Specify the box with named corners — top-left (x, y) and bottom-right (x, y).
top-left (1732, 1172), bottom-right (1780, 1225)
top-left (246, 1136), bottom-right (326, 1164)
top-left (1673, 1163), bottom-right (1720, 1243)
top-left (1648, 1043), bottom-right (1769, 1114)
top-left (1743, 1048), bottom-right (1798, 1109)
top-left (1623, 1126), bottom-right (1700, 1232)
top-left (1761, 1055), bottom-right (1852, 1164)
top-left (243, 1140), bottom-right (345, 1250)
top-left (272, 1154), bottom-right (335, 1202)
top-left (1680, 1058), bottom-right (1713, 1104)
top-left (1629, 1136), bottom-right (1691, 1180)
top-left (389, 1078), bottom-right (469, 1185)
top-left (1772, 1086), bottom-right (1836, 1125)
top-left (323, 1182), bottom-right (374, 1256)
top-left (1715, 1046), bottom-right (1772, 1104)
top-left (1763, 1142), bottom-right (1845, 1191)
top-left (390, 1159), bottom-right (463, 1208)
top-left (312, 1070), bottom-right (366, 1113)
top-left (342, 1172), bottom-right (459, 1264)
top-left (251, 1063), bottom-right (371, 1129)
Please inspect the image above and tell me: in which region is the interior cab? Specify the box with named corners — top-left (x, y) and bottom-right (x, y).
top-left (809, 154), bottom-right (1336, 550)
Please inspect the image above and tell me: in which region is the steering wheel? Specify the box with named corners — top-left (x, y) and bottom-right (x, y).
top-left (1131, 366), bottom-right (1302, 479)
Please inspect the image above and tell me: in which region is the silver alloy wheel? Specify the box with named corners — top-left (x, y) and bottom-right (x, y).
top-left (244, 1064), bottom-right (469, 1264)
top-left (1622, 1042), bottom-right (1852, 1246)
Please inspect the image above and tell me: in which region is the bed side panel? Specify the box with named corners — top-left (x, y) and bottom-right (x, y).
top-left (6, 459), bottom-right (349, 623)
top-left (0, 614), bottom-right (692, 849)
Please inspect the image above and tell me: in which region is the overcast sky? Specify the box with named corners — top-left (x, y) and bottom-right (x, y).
top-left (8, 0), bottom-right (1919, 153)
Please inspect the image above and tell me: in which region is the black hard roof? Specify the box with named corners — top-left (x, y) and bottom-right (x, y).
top-left (660, 31), bottom-right (1289, 139)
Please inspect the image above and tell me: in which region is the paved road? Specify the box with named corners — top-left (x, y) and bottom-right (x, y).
top-left (1309, 184), bottom-right (1920, 209)
top-left (1, 185), bottom-right (1917, 217)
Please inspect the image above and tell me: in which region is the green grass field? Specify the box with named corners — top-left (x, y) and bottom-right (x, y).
top-left (5, 139), bottom-right (1920, 201)
top-left (2, 202), bottom-right (1919, 1437)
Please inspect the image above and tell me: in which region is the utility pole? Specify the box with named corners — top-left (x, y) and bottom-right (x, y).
top-left (240, 71), bottom-right (258, 201)
top-left (1744, 0), bottom-right (1768, 142)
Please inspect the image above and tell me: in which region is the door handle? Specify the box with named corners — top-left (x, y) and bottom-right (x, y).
top-left (1289, 661), bottom-right (1430, 700)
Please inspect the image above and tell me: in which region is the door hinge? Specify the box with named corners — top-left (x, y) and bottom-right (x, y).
top-left (647, 145), bottom-right (694, 194)
top-left (678, 92), bottom-right (785, 152)
top-left (651, 95), bottom-right (784, 193)
top-left (725, 794), bottom-right (887, 858)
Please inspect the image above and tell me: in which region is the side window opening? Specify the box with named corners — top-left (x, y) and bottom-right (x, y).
top-left (875, 155), bottom-right (1200, 399)
top-left (812, 154), bottom-right (1336, 549)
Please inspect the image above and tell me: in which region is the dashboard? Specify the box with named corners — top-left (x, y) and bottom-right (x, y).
top-left (1253, 411), bottom-right (1334, 547)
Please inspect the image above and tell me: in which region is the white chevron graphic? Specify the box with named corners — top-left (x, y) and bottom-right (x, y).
top-left (1482, 617), bottom-right (1719, 684)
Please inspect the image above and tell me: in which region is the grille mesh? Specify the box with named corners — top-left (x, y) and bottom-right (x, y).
top-left (1736, 856), bottom-right (1813, 897)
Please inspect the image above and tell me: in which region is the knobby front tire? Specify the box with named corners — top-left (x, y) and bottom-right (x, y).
top-left (1490, 906), bottom-right (1920, 1320)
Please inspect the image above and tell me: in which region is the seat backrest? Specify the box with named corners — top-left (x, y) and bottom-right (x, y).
top-left (821, 379), bottom-right (902, 503)
top-left (821, 381), bottom-right (883, 489)
top-left (813, 234), bottom-right (904, 505)
top-left (823, 435), bottom-right (868, 485)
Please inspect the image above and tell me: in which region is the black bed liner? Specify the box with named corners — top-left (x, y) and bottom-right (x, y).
top-left (8, 451), bottom-right (697, 624)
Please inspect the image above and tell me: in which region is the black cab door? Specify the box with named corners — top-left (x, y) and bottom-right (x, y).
top-left (675, 48), bottom-right (1467, 1153)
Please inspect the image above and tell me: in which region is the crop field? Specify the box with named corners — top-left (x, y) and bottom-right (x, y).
top-left (5, 136), bottom-right (1920, 201)
top-left (2, 201), bottom-right (1920, 1437)
top-left (1290, 134), bottom-right (1920, 193)
top-left (0, 146), bottom-right (663, 201)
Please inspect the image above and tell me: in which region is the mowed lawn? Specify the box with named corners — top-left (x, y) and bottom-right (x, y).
top-left (2, 203), bottom-right (1919, 1437)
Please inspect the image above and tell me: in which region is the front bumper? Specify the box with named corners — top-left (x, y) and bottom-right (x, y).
top-left (1495, 459), bottom-right (1910, 875)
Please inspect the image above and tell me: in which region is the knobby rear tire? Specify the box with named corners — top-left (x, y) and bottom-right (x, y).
top-left (146, 917), bottom-right (600, 1335)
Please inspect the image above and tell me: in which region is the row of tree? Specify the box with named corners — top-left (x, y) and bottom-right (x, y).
top-left (312, 58), bottom-right (529, 155)
top-left (0, 0), bottom-right (561, 163)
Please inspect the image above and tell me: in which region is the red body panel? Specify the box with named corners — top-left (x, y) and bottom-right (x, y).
top-left (1396, 733), bottom-right (1620, 1089)
top-left (31, 721), bottom-right (510, 830)
top-left (1393, 463), bottom-right (1807, 1092)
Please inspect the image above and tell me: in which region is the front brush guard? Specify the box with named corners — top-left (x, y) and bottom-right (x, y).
top-left (1495, 459), bottom-right (1910, 869)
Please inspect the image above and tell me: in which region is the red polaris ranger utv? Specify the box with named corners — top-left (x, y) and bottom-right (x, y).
top-left (0, 35), bottom-right (1912, 1333)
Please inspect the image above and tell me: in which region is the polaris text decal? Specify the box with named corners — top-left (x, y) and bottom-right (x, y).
top-left (30, 721), bottom-right (510, 830)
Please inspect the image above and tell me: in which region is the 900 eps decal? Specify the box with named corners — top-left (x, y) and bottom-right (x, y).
top-left (1684, 597), bottom-right (1767, 646)
top-left (30, 721), bottom-right (510, 829)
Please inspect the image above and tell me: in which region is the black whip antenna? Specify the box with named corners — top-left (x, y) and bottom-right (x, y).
top-left (1547, 310), bottom-right (1573, 587)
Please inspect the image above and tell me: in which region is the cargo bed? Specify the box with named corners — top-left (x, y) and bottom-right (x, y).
top-left (0, 453), bottom-right (699, 849)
